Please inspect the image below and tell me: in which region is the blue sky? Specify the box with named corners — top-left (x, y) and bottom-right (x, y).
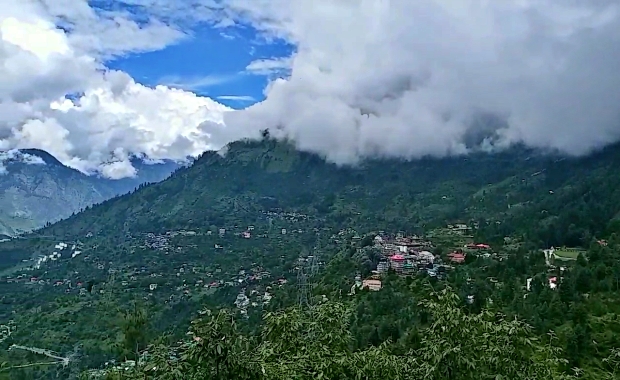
top-left (106, 24), bottom-right (294, 109)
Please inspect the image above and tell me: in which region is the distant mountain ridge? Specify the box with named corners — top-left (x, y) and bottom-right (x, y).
top-left (40, 137), bottom-right (620, 248)
top-left (0, 148), bottom-right (183, 236)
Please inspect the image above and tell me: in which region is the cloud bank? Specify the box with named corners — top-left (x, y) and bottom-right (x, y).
top-left (0, 0), bottom-right (231, 178)
top-left (3, 0), bottom-right (620, 177)
top-left (217, 0), bottom-right (620, 163)
top-left (0, 149), bottom-right (45, 175)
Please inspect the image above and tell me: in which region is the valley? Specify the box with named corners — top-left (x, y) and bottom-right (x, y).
top-left (3, 1), bottom-right (620, 379)
top-left (0, 138), bottom-right (619, 378)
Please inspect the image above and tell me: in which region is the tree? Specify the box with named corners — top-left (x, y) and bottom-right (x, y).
top-left (414, 287), bottom-right (572, 380)
top-left (87, 289), bottom-right (574, 380)
top-left (118, 303), bottom-right (150, 361)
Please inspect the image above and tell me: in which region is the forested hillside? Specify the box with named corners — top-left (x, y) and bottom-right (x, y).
top-left (1, 137), bottom-right (620, 379)
top-left (34, 138), bottom-right (620, 241)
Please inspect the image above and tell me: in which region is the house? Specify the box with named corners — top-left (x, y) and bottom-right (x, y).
top-left (401, 262), bottom-right (415, 275)
top-left (418, 251), bottom-right (435, 264)
top-left (242, 231), bottom-right (251, 239)
top-left (376, 261), bottom-right (389, 274)
top-left (447, 252), bottom-right (465, 263)
top-left (390, 254), bottom-right (405, 271)
top-left (466, 243), bottom-right (490, 250)
top-left (362, 279), bottom-right (382, 291)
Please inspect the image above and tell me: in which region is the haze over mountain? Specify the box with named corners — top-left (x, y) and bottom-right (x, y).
top-left (0, 148), bottom-right (181, 237)
top-left (1, 1), bottom-right (619, 174)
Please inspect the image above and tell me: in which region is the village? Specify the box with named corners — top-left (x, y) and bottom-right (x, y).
top-left (0, 215), bottom-right (588, 317)
top-left (0, 210), bottom-right (326, 318)
top-left (348, 226), bottom-right (492, 295)
top-left (346, 223), bottom-right (588, 302)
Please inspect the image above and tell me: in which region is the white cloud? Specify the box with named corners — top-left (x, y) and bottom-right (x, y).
top-left (159, 74), bottom-right (239, 91)
top-left (47, 77), bottom-right (232, 174)
top-left (4, 0), bottom-right (619, 179)
top-left (245, 56), bottom-right (292, 77)
top-left (0, 0), bottom-right (233, 178)
top-left (99, 160), bottom-right (137, 179)
top-left (217, 0), bottom-right (620, 163)
top-left (217, 95), bottom-right (255, 102)
top-left (0, 149), bottom-right (46, 175)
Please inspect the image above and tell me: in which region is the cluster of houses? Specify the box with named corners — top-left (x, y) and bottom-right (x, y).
top-left (350, 231), bottom-right (497, 293)
top-left (372, 234), bottom-right (441, 277)
top-left (234, 287), bottom-right (274, 316)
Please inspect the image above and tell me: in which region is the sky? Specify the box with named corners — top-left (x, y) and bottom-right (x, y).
top-left (1, 0), bottom-right (620, 178)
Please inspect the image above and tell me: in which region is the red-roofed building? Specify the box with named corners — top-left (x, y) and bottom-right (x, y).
top-left (466, 243), bottom-right (490, 250)
top-left (447, 252), bottom-right (466, 263)
top-left (390, 255), bottom-right (405, 271)
top-left (548, 276), bottom-right (558, 289)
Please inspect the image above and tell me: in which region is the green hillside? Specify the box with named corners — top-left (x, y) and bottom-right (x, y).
top-left (1, 137), bottom-right (620, 379)
top-left (34, 137), bottom-right (620, 249)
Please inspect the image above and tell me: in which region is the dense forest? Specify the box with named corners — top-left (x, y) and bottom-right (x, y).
top-left (1, 137), bottom-right (620, 378)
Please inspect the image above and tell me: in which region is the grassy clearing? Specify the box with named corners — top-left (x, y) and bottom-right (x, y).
top-left (553, 248), bottom-right (583, 260)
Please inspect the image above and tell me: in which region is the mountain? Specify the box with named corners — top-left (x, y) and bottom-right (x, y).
top-left (2, 138), bottom-right (620, 378)
top-left (0, 149), bottom-right (182, 237)
top-left (100, 155), bottom-right (188, 195)
top-left (5, 137), bottom-right (620, 272)
top-left (40, 137), bottom-right (620, 246)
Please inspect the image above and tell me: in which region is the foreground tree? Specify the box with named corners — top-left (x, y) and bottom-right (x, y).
top-left (89, 289), bottom-right (576, 379)
top-left (415, 287), bottom-right (572, 379)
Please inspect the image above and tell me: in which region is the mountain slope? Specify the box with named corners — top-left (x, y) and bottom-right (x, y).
top-left (0, 149), bottom-right (181, 236)
top-left (4, 137), bottom-right (620, 273)
top-left (0, 149), bottom-right (110, 236)
top-left (3, 138), bottom-right (620, 378)
top-left (41, 137), bottom-right (620, 245)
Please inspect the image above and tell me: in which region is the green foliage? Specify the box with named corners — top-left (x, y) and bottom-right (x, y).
top-left (3, 139), bottom-right (620, 378)
top-left (416, 287), bottom-right (570, 379)
top-left (118, 304), bottom-right (150, 361)
top-left (86, 288), bottom-right (580, 380)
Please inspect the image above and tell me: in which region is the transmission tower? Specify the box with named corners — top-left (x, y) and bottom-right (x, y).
top-left (297, 265), bottom-right (311, 308)
top-left (297, 234), bottom-right (322, 308)
top-left (308, 234), bottom-right (321, 277)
